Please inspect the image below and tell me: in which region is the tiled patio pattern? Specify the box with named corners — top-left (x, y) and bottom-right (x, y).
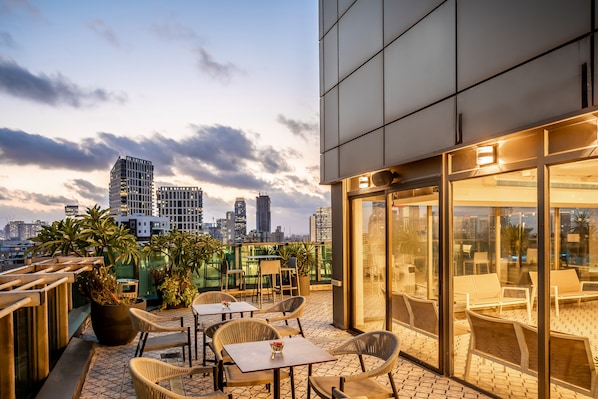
top-left (79, 290), bottom-right (489, 399)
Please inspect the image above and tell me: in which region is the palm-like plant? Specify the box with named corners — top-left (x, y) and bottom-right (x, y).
top-left (28, 205), bottom-right (141, 305)
top-left (143, 230), bottom-right (225, 309)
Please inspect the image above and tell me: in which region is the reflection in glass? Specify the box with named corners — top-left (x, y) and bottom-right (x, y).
top-left (452, 170), bottom-right (538, 397)
top-left (351, 195), bottom-right (386, 332)
top-left (389, 187), bottom-right (439, 368)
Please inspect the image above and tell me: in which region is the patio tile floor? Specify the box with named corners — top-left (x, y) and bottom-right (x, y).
top-left (78, 290), bottom-right (490, 399)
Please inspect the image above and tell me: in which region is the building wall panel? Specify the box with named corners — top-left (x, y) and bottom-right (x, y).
top-left (323, 148), bottom-right (339, 182)
top-left (339, 54), bottom-right (384, 143)
top-left (384, 0), bottom-right (455, 123)
top-left (458, 41), bottom-right (589, 145)
top-left (338, 0), bottom-right (383, 80)
top-left (322, 25), bottom-right (339, 95)
top-left (457, 0), bottom-right (590, 90)
top-left (385, 98), bottom-right (455, 167)
top-left (383, 0), bottom-right (445, 45)
top-left (323, 87), bottom-right (339, 151)
top-left (339, 129), bottom-right (384, 178)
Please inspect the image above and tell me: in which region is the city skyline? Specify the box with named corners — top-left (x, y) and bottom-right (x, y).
top-left (0, 1), bottom-right (326, 235)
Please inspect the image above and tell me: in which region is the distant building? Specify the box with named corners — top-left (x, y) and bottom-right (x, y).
top-left (109, 156), bottom-right (154, 217)
top-left (234, 197), bottom-right (247, 243)
top-left (65, 205), bottom-right (79, 217)
top-left (256, 193), bottom-right (271, 235)
top-left (156, 186), bottom-right (203, 233)
top-left (3, 220), bottom-right (47, 241)
top-left (116, 213), bottom-right (169, 241)
top-left (310, 207), bottom-right (332, 242)
top-left (272, 226), bottom-right (284, 243)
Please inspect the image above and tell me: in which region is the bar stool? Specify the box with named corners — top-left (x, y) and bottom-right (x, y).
top-left (280, 257), bottom-right (300, 296)
top-left (258, 259), bottom-right (283, 306)
top-left (221, 259), bottom-right (246, 293)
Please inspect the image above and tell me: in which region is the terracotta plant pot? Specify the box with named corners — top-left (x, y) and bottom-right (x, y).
top-left (90, 298), bottom-right (146, 346)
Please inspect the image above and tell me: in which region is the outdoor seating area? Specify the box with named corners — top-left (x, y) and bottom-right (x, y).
top-left (77, 290), bottom-right (488, 399)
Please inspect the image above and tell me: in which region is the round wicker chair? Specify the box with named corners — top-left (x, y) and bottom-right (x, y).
top-left (129, 357), bottom-right (230, 399)
top-left (192, 292), bottom-right (238, 361)
top-left (308, 331), bottom-right (400, 399)
top-left (211, 318), bottom-right (295, 398)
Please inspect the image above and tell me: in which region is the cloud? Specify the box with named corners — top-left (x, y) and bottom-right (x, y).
top-left (0, 128), bottom-right (118, 170)
top-left (0, 186), bottom-right (75, 206)
top-left (0, 31), bottom-right (17, 48)
top-left (64, 179), bottom-right (107, 204)
top-left (0, 0), bottom-right (40, 16)
top-left (194, 47), bottom-right (240, 83)
top-left (152, 21), bottom-right (200, 42)
top-left (152, 21), bottom-right (240, 83)
top-left (0, 57), bottom-right (128, 107)
top-left (277, 114), bottom-right (318, 140)
top-left (88, 19), bottom-right (121, 48)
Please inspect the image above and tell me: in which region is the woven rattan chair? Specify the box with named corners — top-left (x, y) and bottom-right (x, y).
top-left (129, 357), bottom-right (230, 399)
top-left (129, 308), bottom-right (192, 367)
top-left (211, 318), bottom-right (295, 398)
top-left (254, 296), bottom-right (306, 337)
top-left (192, 292), bottom-right (238, 361)
top-left (308, 331), bottom-right (400, 399)
top-left (202, 320), bottom-right (230, 366)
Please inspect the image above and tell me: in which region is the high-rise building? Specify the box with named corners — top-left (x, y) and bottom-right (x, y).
top-left (310, 207), bottom-right (332, 242)
top-left (109, 156), bottom-right (154, 217)
top-left (3, 220), bottom-right (47, 240)
top-left (234, 197), bottom-right (247, 243)
top-left (64, 205), bottom-right (79, 217)
top-left (156, 186), bottom-right (203, 233)
top-left (256, 193), bottom-right (271, 234)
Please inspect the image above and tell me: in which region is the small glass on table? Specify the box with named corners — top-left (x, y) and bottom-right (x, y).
top-left (270, 341), bottom-right (284, 359)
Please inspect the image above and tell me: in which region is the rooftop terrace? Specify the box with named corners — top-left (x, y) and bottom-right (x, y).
top-left (77, 290), bottom-right (489, 399)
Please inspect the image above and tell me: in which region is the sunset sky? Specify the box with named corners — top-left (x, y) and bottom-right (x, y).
top-left (0, 0), bottom-right (325, 235)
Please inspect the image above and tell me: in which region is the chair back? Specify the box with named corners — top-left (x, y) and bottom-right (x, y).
top-left (473, 251), bottom-right (488, 262)
top-left (276, 295), bottom-right (306, 316)
top-left (260, 260), bottom-right (281, 276)
top-left (211, 319), bottom-right (280, 361)
top-left (129, 308), bottom-right (160, 333)
top-left (130, 357), bottom-right (179, 399)
top-left (332, 330), bottom-right (400, 376)
top-left (390, 292), bottom-right (411, 326)
top-left (404, 294), bottom-right (438, 336)
top-left (521, 324), bottom-right (596, 393)
top-left (193, 291), bottom-right (238, 306)
top-left (465, 310), bottom-right (527, 369)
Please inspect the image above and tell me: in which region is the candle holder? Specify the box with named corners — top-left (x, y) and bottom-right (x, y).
top-left (270, 341), bottom-right (284, 358)
top-left (221, 301), bottom-right (230, 309)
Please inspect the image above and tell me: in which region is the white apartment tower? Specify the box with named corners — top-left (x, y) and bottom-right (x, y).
top-left (109, 156), bottom-right (154, 217)
top-left (156, 186), bottom-right (203, 233)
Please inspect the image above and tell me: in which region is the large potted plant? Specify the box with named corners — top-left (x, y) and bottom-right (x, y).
top-left (284, 242), bottom-right (315, 296)
top-left (28, 205), bottom-right (145, 346)
top-left (143, 230), bottom-right (224, 309)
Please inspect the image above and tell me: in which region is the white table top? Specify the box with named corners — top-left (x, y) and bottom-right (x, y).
top-left (192, 301), bottom-right (258, 316)
top-left (223, 336), bottom-right (336, 372)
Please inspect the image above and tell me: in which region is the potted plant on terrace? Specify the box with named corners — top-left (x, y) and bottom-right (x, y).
top-left (28, 205), bottom-right (145, 346)
top-left (143, 230), bottom-right (225, 309)
top-left (283, 242), bottom-right (315, 296)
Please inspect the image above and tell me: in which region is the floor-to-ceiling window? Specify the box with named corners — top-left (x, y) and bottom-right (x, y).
top-left (548, 159), bottom-right (598, 398)
top-left (388, 187), bottom-right (440, 368)
top-left (350, 194), bottom-right (386, 331)
top-left (452, 169), bottom-right (539, 397)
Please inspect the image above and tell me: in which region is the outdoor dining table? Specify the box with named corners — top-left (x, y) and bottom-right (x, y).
top-left (192, 301), bottom-right (259, 321)
top-left (223, 336), bottom-right (336, 399)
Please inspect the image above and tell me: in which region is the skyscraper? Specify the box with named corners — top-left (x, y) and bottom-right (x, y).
top-left (109, 156), bottom-right (154, 217)
top-left (156, 186), bottom-right (203, 233)
top-left (310, 207), bottom-right (332, 242)
top-left (256, 193), bottom-right (271, 234)
top-left (234, 197), bottom-right (246, 243)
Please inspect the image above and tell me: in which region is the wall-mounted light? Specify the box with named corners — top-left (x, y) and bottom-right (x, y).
top-left (372, 170), bottom-right (399, 186)
top-left (476, 145), bottom-right (497, 166)
top-left (358, 175), bottom-right (370, 189)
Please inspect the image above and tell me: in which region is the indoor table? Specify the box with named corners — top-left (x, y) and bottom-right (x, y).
top-left (223, 336), bottom-right (336, 399)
